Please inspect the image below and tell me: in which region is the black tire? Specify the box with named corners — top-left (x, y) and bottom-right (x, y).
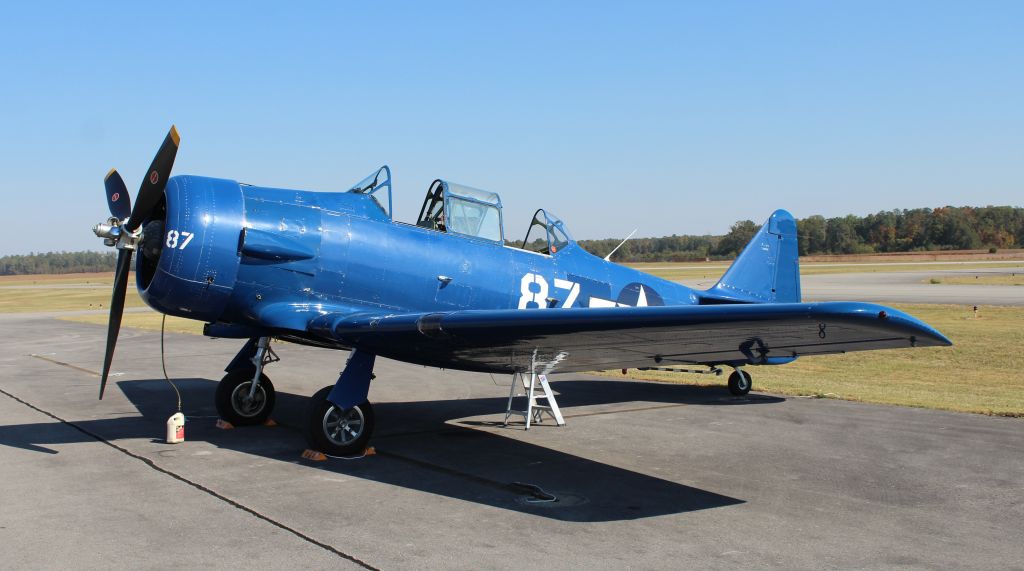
top-left (728, 369), bottom-right (752, 396)
top-left (306, 386), bottom-right (375, 457)
top-left (215, 370), bottom-right (276, 426)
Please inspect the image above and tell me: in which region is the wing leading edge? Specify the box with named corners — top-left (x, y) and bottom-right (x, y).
top-left (307, 302), bottom-right (951, 374)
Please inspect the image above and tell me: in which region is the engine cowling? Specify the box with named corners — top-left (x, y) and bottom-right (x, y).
top-left (137, 175), bottom-right (244, 322)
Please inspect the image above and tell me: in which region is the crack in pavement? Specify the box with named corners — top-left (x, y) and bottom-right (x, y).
top-left (29, 353), bottom-right (101, 377)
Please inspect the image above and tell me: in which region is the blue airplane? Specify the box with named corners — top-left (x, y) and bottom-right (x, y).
top-left (93, 127), bottom-right (951, 456)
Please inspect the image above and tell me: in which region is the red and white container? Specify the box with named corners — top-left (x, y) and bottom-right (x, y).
top-left (166, 413), bottom-right (185, 444)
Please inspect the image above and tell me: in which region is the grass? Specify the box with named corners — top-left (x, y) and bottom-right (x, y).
top-left (0, 272), bottom-right (146, 313)
top-left (797, 262), bottom-right (1023, 275)
top-left (60, 311), bottom-right (206, 335)
top-left (0, 286), bottom-right (146, 313)
top-left (605, 304), bottom-right (1024, 417)
top-left (0, 272), bottom-right (117, 285)
top-left (626, 261), bottom-right (1024, 282)
top-left (924, 274), bottom-right (1024, 286)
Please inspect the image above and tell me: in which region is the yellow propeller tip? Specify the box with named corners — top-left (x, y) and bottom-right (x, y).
top-left (169, 125), bottom-right (180, 146)
top-left (105, 168), bottom-right (117, 180)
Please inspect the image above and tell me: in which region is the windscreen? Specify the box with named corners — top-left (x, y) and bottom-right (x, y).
top-left (347, 166), bottom-right (392, 218)
top-left (447, 197), bottom-right (502, 242)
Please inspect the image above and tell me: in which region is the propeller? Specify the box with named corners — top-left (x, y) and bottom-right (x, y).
top-left (125, 127), bottom-right (180, 232)
top-left (95, 125), bottom-right (180, 399)
top-left (99, 249), bottom-right (133, 399)
top-left (104, 169), bottom-right (131, 221)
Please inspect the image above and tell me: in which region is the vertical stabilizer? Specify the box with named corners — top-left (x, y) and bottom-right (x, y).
top-left (705, 209), bottom-right (801, 303)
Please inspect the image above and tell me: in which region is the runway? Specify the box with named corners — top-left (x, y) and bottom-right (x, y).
top-left (1, 314), bottom-right (1021, 569)
top-left (679, 266), bottom-right (1024, 306)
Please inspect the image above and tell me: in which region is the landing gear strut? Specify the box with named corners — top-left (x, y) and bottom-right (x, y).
top-left (215, 336), bottom-right (278, 425)
top-left (727, 367), bottom-right (752, 396)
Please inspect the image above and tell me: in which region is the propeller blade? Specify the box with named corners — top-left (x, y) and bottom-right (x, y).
top-left (104, 169), bottom-right (131, 220)
top-left (124, 125), bottom-right (180, 232)
top-left (99, 249), bottom-right (133, 400)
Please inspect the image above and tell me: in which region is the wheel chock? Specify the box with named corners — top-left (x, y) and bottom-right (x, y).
top-left (301, 449), bottom-right (328, 461)
top-left (215, 419), bottom-right (234, 430)
top-left (262, 418), bottom-right (278, 427)
top-left (363, 446), bottom-right (376, 456)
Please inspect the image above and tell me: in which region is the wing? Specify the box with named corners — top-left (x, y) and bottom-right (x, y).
top-left (306, 302), bottom-right (951, 374)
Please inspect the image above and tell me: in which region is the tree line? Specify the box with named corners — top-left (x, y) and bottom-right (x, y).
top-left (2, 206), bottom-right (1021, 274)
top-left (0, 251), bottom-right (119, 275)
top-left (581, 206), bottom-right (1024, 261)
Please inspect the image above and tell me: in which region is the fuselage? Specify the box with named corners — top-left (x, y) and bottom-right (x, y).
top-left (137, 175), bottom-right (703, 344)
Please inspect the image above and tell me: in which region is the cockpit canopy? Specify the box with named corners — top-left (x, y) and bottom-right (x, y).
top-left (417, 179), bottom-right (504, 242)
top-left (347, 166), bottom-right (392, 218)
top-left (348, 166), bottom-right (573, 251)
top-left (521, 209), bottom-right (572, 255)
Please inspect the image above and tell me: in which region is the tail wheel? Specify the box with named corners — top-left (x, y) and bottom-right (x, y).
top-left (728, 369), bottom-right (752, 396)
top-left (215, 370), bottom-right (275, 426)
top-left (306, 386), bottom-right (375, 456)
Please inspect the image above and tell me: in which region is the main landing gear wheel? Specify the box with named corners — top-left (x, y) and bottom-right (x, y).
top-left (215, 370), bottom-right (276, 426)
top-left (306, 386), bottom-right (375, 457)
top-left (728, 369), bottom-right (752, 396)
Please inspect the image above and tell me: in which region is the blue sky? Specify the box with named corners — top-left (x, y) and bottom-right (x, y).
top-left (0, 1), bottom-right (1021, 255)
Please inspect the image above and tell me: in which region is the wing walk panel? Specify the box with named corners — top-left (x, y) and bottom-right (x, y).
top-left (307, 302), bottom-right (951, 374)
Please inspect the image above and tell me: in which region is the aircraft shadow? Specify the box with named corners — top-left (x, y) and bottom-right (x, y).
top-left (0, 377), bottom-right (783, 522)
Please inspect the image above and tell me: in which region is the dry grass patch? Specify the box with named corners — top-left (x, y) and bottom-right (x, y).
top-left (925, 274), bottom-right (1024, 286)
top-left (797, 262), bottom-right (1023, 276)
top-left (624, 263), bottom-right (730, 282)
top-left (0, 287), bottom-right (145, 313)
top-left (626, 262), bottom-right (1024, 283)
top-left (60, 310), bottom-right (205, 335)
top-left (0, 272), bottom-right (118, 285)
top-left (606, 304), bottom-right (1024, 417)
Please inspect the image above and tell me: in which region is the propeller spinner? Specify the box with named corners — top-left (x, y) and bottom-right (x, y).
top-left (92, 126), bottom-right (180, 399)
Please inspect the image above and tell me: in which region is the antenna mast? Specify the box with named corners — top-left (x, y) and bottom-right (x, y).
top-left (604, 229), bottom-right (638, 261)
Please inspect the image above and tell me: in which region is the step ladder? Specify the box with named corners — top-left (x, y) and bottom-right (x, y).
top-left (504, 371), bottom-right (565, 429)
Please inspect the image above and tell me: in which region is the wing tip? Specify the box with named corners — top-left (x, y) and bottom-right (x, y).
top-left (927, 331), bottom-right (954, 347)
